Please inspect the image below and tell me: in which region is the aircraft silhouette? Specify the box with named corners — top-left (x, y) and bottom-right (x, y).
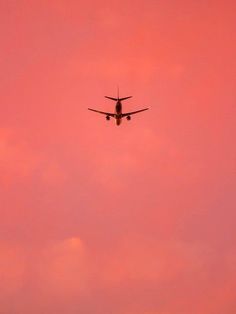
top-left (88, 89), bottom-right (149, 126)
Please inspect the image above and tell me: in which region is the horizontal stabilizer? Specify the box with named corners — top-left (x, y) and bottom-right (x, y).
top-left (105, 96), bottom-right (118, 101)
top-left (105, 96), bottom-right (132, 101)
top-left (119, 96), bottom-right (132, 101)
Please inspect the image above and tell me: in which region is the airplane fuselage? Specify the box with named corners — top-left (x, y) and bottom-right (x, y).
top-left (115, 100), bottom-right (122, 125)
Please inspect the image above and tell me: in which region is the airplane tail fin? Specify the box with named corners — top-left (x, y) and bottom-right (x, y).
top-left (105, 87), bottom-right (132, 101)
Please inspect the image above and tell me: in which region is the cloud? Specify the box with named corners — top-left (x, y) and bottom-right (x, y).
top-left (37, 237), bottom-right (90, 297)
top-left (99, 235), bottom-right (207, 286)
top-left (0, 127), bottom-right (67, 187)
top-left (0, 128), bottom-right (40, 185)
top-left (0, 241), bottom-right (26, 297)
top-left (0, 235), bottom-right (236, 314)
top-left (0, 0), bottom-right (235, 313)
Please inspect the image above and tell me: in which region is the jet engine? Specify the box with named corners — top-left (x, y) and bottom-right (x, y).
top-left (126, 115), bottom-right (131, 121)
top-left (106, 115), bottom-right (110, 120)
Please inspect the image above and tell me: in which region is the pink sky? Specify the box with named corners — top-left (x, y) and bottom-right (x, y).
top-left (0, 0), bottom-right (236, 313)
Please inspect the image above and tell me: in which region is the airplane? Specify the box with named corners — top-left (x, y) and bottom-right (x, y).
top-left (88, 90), bottom-right (149, 126)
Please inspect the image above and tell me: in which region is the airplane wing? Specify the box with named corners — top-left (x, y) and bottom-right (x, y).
top-left (121, 108), bottom-right (149, 117)
top-left (88, 108), bottom-right (115, 117)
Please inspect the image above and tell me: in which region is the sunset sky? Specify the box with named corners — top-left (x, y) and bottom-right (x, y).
top-left (0, 0), bottom-right (236, 313)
